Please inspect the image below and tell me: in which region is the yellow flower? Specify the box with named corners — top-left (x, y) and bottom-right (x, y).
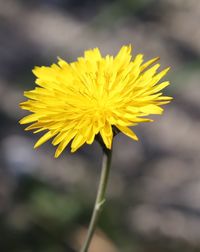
top-left (19, 45), bottom-right (172, 157)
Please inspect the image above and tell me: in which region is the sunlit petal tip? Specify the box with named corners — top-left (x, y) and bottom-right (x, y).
top-left (127, 44), bottom-right (132, 52)
top-left (106, 141), bottom-right (112, 150)
top-left (52, 139), bottom-right (58, 146)
top-left (71, 148), bottom-right (76, 153)
top-left (33, 139), bottom-right (43, 149)
top-left (19, 117), bottom-right (29, 125)
top-left (33, 128), bottom-right (46, 134)
top-left (142, 118), bottom-right (154, 123)
top-left (54, 149), bottom-right (61, 158)
top-left (140, 56), bottom-right (160, 71)
top-left (57, 57), bottom-right (69, 68)
top-left (32, 66), bottom-right (40, 74)
top-left (19, 101), bottom-right (29, 109)
top-left (54, 142), bottom-right (68, 158)
top-left (19, 101), bottom-right (24, 106)
top-left (57, 56), bottom-right (62, 61)
top-left (152, 56), bottom-right (160, 63)
top-left (33, 144), bottom-right (38, 149)
top-left (164, 66), bottom-right (171, 74)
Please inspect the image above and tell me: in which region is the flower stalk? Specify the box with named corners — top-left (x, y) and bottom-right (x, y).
top-left (80, 147), bottom-right (112, 252)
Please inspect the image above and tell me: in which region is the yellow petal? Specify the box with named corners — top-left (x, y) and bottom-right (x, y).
top-left (80, 125), bottom-right (95, 145)
top-left (140, 57), bottom-right (160, 71)
top-left (100, 124), bottom-right (113, 149)
top-left (84, 48), bottom-right (102, 61)
top-left (52, 131), bottom-right (68, 146)
top-left (57, 57), bottom-right (69, 69)
top-left (71, 134), bottom-right (86, 152)
top-left (33, 128), bottom-right (46, 134)
top-left (55, 130), bottom-right (77, 158)
top-left (151, 67), bottom-right (170, 85)
top-left (25, 122), bottom-right (42, 131)
top-left (34, 131), bottom-right (57, 148)
top-left (132, 54), bottom-right (144, 67)
top-left (152, 81), bottom-right (170, 93)
top-left (19, 114), bottom-right (39, 124)
top-left (116, 125), bottom-right (138, 141)
top-left (86, 132), bottom-right (96, 144)
top-left (140, 104), bottom-right (163, 114)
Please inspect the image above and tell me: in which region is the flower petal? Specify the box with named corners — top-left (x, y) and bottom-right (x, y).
top-left (71, 134), bottom-right (86, 152)
top-left (116, 125), bottom-right (138, 141)
top-left (34, 131), bottom-right (57, 148)
top-left (55, 130), bottom-right (77, 158)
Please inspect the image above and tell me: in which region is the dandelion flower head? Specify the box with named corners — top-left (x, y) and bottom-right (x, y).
top-left (19, 45), bottom-right (172, 157)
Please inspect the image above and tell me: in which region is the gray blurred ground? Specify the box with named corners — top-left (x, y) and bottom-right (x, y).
top-left (0, 0), bottom-right (200, 251)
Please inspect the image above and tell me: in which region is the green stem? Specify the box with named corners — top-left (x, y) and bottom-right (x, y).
top-left (80, 147), bottom-right (112, 252)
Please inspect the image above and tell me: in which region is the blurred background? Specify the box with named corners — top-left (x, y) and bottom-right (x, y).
top-left (0, 0), bottom-right (200, 251)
